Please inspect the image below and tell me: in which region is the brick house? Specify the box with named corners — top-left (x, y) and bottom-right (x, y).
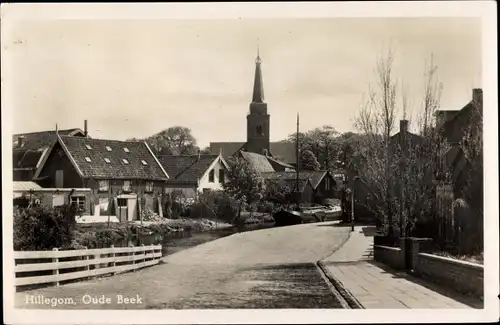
top-left (33, 134), bottom-right (169, 222)
top-left (13, 125), bottom-right (87, 181)
top-left (436, 88), bottom-right (483, 197)
top-left (158, 153), bottom-right (229, 199)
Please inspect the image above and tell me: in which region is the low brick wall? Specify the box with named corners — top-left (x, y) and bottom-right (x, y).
top-left (414, 252), bottom-right (483, 298)
top-left (374, 245), bottom-right (404, 270)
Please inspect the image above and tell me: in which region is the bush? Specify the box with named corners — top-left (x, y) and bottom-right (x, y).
top-left (14, 204), bottom-right (77, 251)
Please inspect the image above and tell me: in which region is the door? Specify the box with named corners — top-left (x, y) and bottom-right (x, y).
top-left (127, 197), bottom-right (137, 221)
top-left (117, 198), bottom-right (128, 222)
top-left (55, 170), bottom-right (64, 188)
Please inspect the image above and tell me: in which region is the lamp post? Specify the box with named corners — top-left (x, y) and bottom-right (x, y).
top-left (351, 176), bottom-right (359, 231)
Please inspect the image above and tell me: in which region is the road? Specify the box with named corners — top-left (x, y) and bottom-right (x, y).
top-left (15, 222), bottom-right (351, 309)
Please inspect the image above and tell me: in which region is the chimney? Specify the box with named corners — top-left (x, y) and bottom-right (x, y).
top-left (17, 136), bottom-right (25, 149)
top-left (197, 149), bottom-right (201, 161)
top-left (84, 120), bottom-right (88, 137)
top-left (400, 120), bottom-right (409, 133)
top-left (472, 88), bottom-right (483, 107)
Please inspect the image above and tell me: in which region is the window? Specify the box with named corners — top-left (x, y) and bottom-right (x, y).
top-left (70, 196), bottom-right (86, 212)
top-left (218, 169), bottom-right (225, 183)
top-left (85, 157), bottom-right (92, 162)
top-left (208, 169), bottom-right (215, 183)
top-left (106, 146), bottom-right (112, 152)
top-left (141, 160), bottom-right (148, 166)
top-left (145, 181), bottom-right (154, 193)
top-left (256, 125), bottom-right (263, 136)
top-left (99, 197), bottom-right (109, 215)
top-left (325, 177), bottom-right (330, 190)
top-left (104, 158), bottom-right (111, 163)
top-left (85, 144), bottom-right (92, 150)
top-left (98, 180), bottom-right (109, 192)
top-left (122, 158), bottom-right (129, 165)
top-left (122, 180), bottom-right (132, 192)
top-left (123, 147), bottom-right (130, 153)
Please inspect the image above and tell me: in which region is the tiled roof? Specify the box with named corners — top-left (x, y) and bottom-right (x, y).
top-left (158, 154), bottom-right (219, 184)
top-left (239, 151), bottom-right (275, 173)
top-left (267, 156), bottom-right (295, 169)
top-left (13, 129), bottom-right (84, 151)
top-left (13, 148), bottom-right (46, 169)
top-left (210, 141), bottom-right (297, 165)
top-left (13, 181), bottom-right (43, 191)
top-left (262, 172), bottom-right (310, 192)
top-left (262, 170), bottom-right (332, 190)
top-left (58, 136), bottom-right (168, 180)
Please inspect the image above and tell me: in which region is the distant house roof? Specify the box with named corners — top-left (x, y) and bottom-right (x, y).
top-left (210, 141), bottom-right (297, 165)
top-left (13, 148), bottom-right (46, 169)
top-left (13, 129), bottom-right (85, 151)
top-left (269, 142), bottom-right (296, 165)
top-left (158, 154), bottom-right (226, 184)
top-left (12, 129), bottom-right (86, 173)
top-left (13, 181), bottom-right (43, 192)
top-left (262, 170), bottom-right (333, 190)
top-left (238, 151), bottom-right (275, 173)
top-left (389, 131), bottom-right (424, 147)
top-left (267, 156), bottom-right (295, 170)
top-left (262, 171), bottom-right (311, 192)
top-left (35, 135), bottom-right (169, 180)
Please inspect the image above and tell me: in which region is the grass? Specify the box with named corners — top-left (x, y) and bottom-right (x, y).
top-left (434, 251), bottom-right (484, 265)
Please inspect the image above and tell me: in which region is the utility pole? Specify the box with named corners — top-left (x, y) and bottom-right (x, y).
top-left (296, 113), bottom-right (301, 208)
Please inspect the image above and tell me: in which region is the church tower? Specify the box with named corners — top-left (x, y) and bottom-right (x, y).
top-left (246, 48), bottom-right (270, 155)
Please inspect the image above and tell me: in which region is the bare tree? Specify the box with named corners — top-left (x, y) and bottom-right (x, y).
top-left (354, 46), bottom-right (398, 236)
top-left (354, 48), bottom-right (448, 239)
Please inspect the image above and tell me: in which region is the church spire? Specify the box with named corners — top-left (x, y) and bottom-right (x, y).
top-left (252, 45), bottom-right (265, 103)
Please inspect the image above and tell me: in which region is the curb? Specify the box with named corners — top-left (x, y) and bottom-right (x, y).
top-left (316, 261), bottom-right (364, 309)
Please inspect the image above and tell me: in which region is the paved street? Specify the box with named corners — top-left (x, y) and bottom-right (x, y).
top-left (16, 222), bottom-right (351, 309)
top-left (320, 226), bottom-right (483, 309)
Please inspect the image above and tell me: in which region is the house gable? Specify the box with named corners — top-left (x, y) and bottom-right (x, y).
top-left (35, 141), bottom-right (84, 188)
top-left (198, 156), bottom-right (228, 192)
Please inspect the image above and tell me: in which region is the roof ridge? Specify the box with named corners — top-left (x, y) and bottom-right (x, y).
top-left (14, 128), bottom-right (82, 136)
top-left (174, 155), bottom-right (217, 180)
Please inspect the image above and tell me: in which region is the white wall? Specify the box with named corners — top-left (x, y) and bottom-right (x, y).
top-left (198, 158), bottom-right (227, 192)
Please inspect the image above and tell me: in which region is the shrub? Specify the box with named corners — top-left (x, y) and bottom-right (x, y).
top-left (14, 204), bottom-right (77, 251)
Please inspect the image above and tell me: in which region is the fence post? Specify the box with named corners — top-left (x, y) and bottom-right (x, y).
top-left (111, 245), bottom-right (116, 275)
top-left (150, 244), bottom-right (154, 261)
top-left (84, 246), bottom-right (90, 279)
top-left (52, 248), bottom-right (59, 286)
top-left (142, 244), bottom-right (146, 266)
top-left (129, 244), bottom-right (135, 271)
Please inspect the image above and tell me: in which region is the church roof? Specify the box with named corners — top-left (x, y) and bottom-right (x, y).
top-left (252, 51), bottom-right (265, 103)
top-left (210, 142), bottom-right (245, 159)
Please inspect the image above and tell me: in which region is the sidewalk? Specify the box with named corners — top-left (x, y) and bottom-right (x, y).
top-left (320, 225), bottom-right (483, 309)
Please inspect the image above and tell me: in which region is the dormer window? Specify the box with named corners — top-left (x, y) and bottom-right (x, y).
top-left (104, 158), bottom-right (111, 163)
top-left (106, 146), bottom-right (112, 152)
top-left (85, 157), bottom-right (92, 162)
top-left (141, 160), bottom-right (148, 166)
top-left (85, 144), bottom-right (92, 150)
top-left (122, 158), bottom-right (129, 165)
top-left (123, 147), bottom-right (130, 153)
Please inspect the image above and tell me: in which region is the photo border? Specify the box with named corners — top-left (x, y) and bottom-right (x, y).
top-left (2, 2), bottom-right (498, 324)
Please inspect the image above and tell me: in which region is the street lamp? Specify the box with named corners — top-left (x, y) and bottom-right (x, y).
top-left (351, 176), bottom-right (360, 231)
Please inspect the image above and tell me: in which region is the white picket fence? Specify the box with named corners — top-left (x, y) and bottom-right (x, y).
top-left (14, 244), bottom-right (163, 287)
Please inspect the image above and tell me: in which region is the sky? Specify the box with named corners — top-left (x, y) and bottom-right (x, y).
top-left (5, 17), bottom-right (482, 148)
